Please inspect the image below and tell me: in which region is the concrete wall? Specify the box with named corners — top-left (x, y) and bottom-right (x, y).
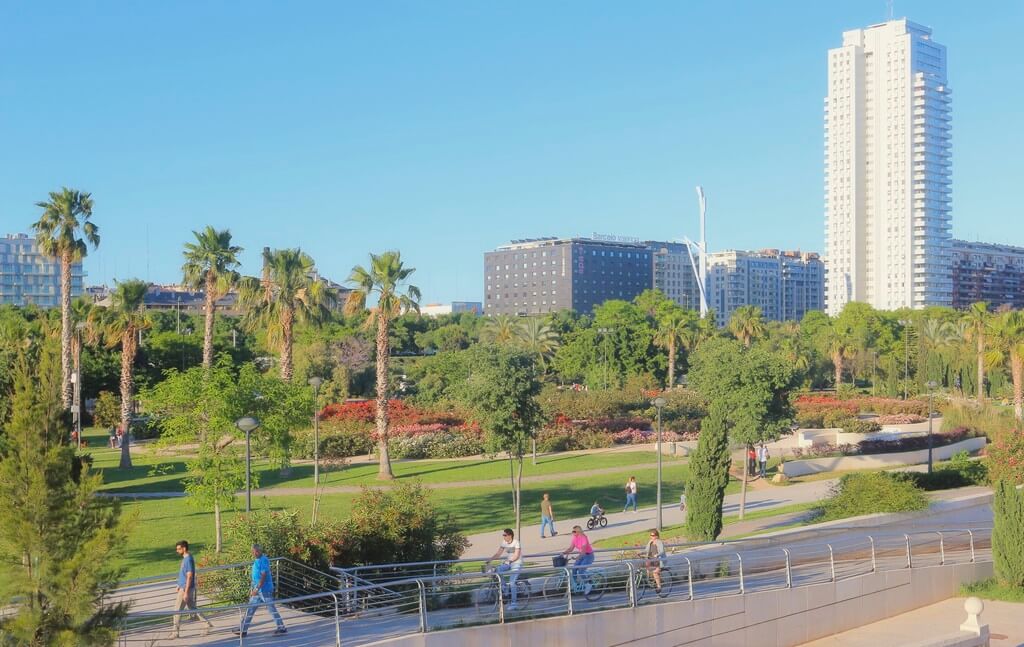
top-left (372, 561), bottom-right (993, 647)
top-left (779, 436), bottom-right (987, 477)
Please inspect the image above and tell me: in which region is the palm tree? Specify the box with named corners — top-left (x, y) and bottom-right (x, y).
top-left (919, 318), bottom-right (958, 387)
top-left (92, 280), bottom-right (151, 469)
top-left (821, 319), bottom-right (856, 389)
top-left (654, 308), bottom-right (697, 388)
top-left (345, 251), bottom-right (421, 480)
top-left (240, 249), bottom-right (333, 381)
top-left (31, 187), bottom-right (99, 408)
top-left (480, 314), bottom-right (520, 344)
top-left (727, 305), bottom-right (765, 348)
top-left (986, 310), bottom-right (1024, 421)
top-left (517, 317), bottom-right (560, 371)
top-left (962, 302), bottom-right (990, 401)
top-left (182, 227), bottom-right (242, 370)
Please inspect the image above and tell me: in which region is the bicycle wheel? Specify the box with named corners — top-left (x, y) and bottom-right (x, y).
top-left (586, 518), bottom-right (595, 530)
top-left (514, 579), bottom-right (531, 609)
top-left (475, 583), bottom-right (499, 614)
top-left (656, 569), bottom-right (673, 598)
top-left (599, 516), bottom-right (608, 528)
top-left (584, 570), bottom-right (606, 602)
top-left (542, 574), bottom-right (567, 599)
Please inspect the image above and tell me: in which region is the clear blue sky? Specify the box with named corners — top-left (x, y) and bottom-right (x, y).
top-left (2, 1), bottom-right (1021, 304)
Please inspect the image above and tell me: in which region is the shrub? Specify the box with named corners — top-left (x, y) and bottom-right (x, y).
top-left (942, 400), bottom-right (1017, 440)
top-left (895, 453), bottom-right (987, 491)
top-left (856, 397), bottom-right (928, 417)
top-left (838, 418), bottom-right (881, 435)
top-left (876, 414), bottom-right (926, 425)
top-left (823, 409), bottom-right (853, 429)
top-left (993, 480), bottom-right (1024, 588)
top-left (817, 472), bottom-right (928, 521)
top-left (795, 411), bottom-right (825, 429)
top-left (425, 431), bottom-right (485, 458)
top-left (987, 431), bottom-right (1024, 485)
top-left (293, 419), bottom-right (374, 460)
top-left (93, 391), bottom-right (121, 428)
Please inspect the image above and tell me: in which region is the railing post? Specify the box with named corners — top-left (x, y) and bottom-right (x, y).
top-left (416, 580), bottom-right (427, 633)
top-left (736, 553), bottom-right (744, 594)
top-left (626, 561), bottom-right (637, 607)
top-left (905, 534), bottom-right (913, 569)
top-left (332, 593), bottom-right (342, 647)
top-left (685, 557), bottom-right (694, 600)
top-left (782, 548), bottom-right (792, 589)
top-left (495, 573), bottom-right (505, 624)
top-left (564, 567), bottom-right (574, 616)
top-left (238, 606), bottom-right (245, 646)
top-left (967, 530), bottom-right (976, 563)
top-left (937, 532), bottom-right (945, 565)
top-left (868, 536), bottom-right (876, 573)
top-left (827, 544), bottom-right (836, 582)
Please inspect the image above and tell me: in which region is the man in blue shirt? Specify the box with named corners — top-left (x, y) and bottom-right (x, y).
top-left (168, 540), bottom-right (213, 639)
top-left (236, 544), bottom-right (287, 637)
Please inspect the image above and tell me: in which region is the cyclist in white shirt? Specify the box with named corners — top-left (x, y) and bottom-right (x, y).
top-left (486, 528), bottom-right (523, 609)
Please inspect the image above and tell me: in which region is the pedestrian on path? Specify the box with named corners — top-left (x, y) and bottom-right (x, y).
top-left (747, 446), bottom-right (757, 475)
top-left (758, 443), bottom-right (769, 479)
top-left (624, 476), bottom-right (638, 513)
top-left (540, 493), bottom-right (557, 538)
top-left (235, 544), bottom-right (287, 637)
top-left (167, 540), bottom-right (213, 639)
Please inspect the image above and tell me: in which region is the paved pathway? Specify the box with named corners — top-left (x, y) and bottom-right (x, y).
top-left (800, 596), bottom-right (1024, 645)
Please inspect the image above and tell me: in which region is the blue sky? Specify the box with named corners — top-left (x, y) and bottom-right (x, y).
top-left (2, 1), bottom-right (1021, 303)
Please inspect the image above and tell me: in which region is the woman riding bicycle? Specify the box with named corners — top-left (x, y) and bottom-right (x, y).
top-left (644, 529), bottom-right (666, 592)
top-left (561, 526), bottom-right (595, 591)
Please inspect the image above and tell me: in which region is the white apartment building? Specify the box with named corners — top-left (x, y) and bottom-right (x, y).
top-left (824, 19), bottom-right (952, 314)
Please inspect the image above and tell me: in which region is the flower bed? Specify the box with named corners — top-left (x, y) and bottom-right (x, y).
top-left (875, 413), bottom-right (927, 425)
top-left (790, 427), bottom-right (979, 459)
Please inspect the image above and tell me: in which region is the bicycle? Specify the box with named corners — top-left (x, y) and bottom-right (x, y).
top-left (476, 566), bottom-right (531, 614)
top-left (585, 514), bottom-right (608, 530)
top-left (631, 558), bottom-right (674, 600)
top-left (542, 556), bottom-right (606, 602)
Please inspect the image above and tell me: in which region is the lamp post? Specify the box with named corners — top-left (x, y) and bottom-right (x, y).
top-left (652, 396), bottom-right (667, 532)
top-left (926, 380), bottom-right (937, 474)
top-left (73, 322), bottom-right (86, 450)
top-left (235, 416), bottom-right (261, 512)
top-left (308, 377), bottom-right (323, 486)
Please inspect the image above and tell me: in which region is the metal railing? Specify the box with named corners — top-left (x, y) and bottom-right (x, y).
top-left (112, 526), bottom-right (991, 646)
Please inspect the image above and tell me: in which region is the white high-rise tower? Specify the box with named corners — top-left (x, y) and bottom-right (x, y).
top-left (824, 19), bottom-right (952, 315)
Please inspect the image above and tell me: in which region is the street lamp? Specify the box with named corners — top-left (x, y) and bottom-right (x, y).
top-left (926, 381), bottom-right (937, 474)
top-left (73, 321), bottom-right (86, 450)
top-left (308, 377), bottom-right (323, 486)
top-left (235, 416), bottom-right (261, 512)
top-left (652, 396), bottom-right (667, 532)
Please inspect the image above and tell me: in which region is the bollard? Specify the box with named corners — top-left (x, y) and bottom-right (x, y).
top-left (960, 597), bottom-right (986, 636)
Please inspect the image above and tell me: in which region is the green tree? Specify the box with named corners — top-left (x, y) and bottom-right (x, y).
top-left (455, 345), bottom-right (545, 537)
top-left (683, 408), bottom-right (732, 541)
top-left (241, 248), bottom-right (334, 382)
top-left (688, 338), bottom-right (796, 519)
top-left (992, 480), bottom-right (1024, 588)
top-left (986, 310), bottom-right (1024, 421)
top-left (92, 280), bottom-right (152, 469)
top-left (727, 305), bottom-right (764, 348)
top-left (92, 391), bottom-right (121, 429)
top-left (182, 226), bottom-right (243, 370)
top-left (31, 187), bottom-right (100, 409)
top-left (0, 344), bottom-right (127, 644)
top-left (185, 437), bottom-right (249, 553)
top-left (480, 314), bottom-right (520, 344)
top-left (345, 251), bottom-right (421, 480)
top-left (962, 302), bottom-right (990, 401)
top-left (654, 305), bottom-right (697, 389)
top-left (516, 317), bottom-right (561, 372)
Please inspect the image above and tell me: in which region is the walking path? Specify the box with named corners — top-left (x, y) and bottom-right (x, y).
top-left (800, 597), bottom-right (1024, 645)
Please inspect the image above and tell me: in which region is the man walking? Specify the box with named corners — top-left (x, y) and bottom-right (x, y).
top-left (540, 492), bottom-right (557, 538)
top-left (168, 540), bottom-right (214, 639)
top-left (758, 443), bottom-right (769, 479)
top-left (235, 544), bottom-right (287, 637)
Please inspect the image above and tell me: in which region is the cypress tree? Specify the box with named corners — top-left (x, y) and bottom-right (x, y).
top-left (0, 343), bottom-right (128, 645)
top-left (684, 408), bottom-right (732, 541)
top-left (993, 480), bottom-right (1024, 588)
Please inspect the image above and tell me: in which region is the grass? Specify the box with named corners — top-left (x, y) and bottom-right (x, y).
top-left (592, 502), bottom-right (818, 549)
top-left (960, 578), bottom-right (1024, 603)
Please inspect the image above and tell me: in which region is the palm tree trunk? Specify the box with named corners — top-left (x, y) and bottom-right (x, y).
top-left (1012, 352), bottom-right (1023, 422)
top-left (375, 312), bottom-right (394, 479)
top-left (119, 330), bottom-right (137, 469)
top-left (214, 501), bottom-right (222, 553)
top-left (60, 251), bottom-right (73, 409)
top-left (280, 306), bottom-right (294, 381)
top-left (833, 353), bottom-right (843, 389)
top-left (977, 335), bottom-right (985, 402)
top-left (203, 274), bottom-right (216, 369)
top-left (667, 344), bottom-right (676, 390)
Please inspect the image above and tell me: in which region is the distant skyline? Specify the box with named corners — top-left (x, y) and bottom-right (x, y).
top-left (2, 2), bottom-right (1021, 304)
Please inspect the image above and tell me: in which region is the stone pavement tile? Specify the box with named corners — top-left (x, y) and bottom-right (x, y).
top-left (799, 597), bottom-right (1024, 646)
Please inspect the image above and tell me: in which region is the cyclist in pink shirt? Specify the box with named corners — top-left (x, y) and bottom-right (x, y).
top-left (561, 525), bottom-right (596, 589)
